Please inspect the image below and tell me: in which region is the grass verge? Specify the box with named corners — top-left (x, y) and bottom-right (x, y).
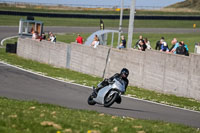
top-left (1, 37), bottom-right (200, 112)
top-left (0, 97), bottom-right (199, 133)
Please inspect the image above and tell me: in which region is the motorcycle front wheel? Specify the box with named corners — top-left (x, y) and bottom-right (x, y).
top-left (87, 95), bottom-right (96, 105)
top-left (104, 93), bottom-right (118, 107)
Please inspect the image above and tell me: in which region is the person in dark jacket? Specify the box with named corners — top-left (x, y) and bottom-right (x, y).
top-left (92, 68), bottom-right (129, 97)
top-left (138, 40), bottom-right (147, 51)
top-left (134, 35), bottom-right (144, 49)
top-left (155, 37), bottom-right (165, 50)
top-left (176, 42), bottom-right (187, 55)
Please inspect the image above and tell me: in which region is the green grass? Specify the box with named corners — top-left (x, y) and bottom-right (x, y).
top-left (1, 37), bottom-right (200, 112)
top-left (1, 14), bottom-right (200, 28)
top-left (126, 87), bottom-right (200, 111)
top-left (0, 97), bottom-right (199, 133)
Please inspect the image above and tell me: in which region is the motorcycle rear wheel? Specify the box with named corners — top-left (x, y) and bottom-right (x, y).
top-left (87, 95), bottom-right (96, 105)
top-left (104, 93), bottom-right (118, 107)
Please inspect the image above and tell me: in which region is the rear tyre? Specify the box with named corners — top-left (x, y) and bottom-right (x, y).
top-left (104, 92), bottom-right (118, 107)
top-left (87, 95), bottom-right (96, 105)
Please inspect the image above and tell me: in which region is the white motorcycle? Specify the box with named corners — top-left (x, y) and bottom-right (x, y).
top-left (87, 78), bottom-right (125, 107)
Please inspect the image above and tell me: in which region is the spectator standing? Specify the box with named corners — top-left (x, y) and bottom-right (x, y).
top-left (155, 37), bottom-right (165, 50)
top-left (134, 35), bottom-right (143, 49)
top-left (118, 35), bottom-right (126, 49)
top-left (76, 34), bottom-right (83, 44)
top-left (144, 38), bottom-right (151, 49)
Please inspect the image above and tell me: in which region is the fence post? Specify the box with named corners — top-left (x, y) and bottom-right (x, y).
top-left (66, 44), bottom-right (71, 69)
top-left (102, 48), bottom-right (111, 78)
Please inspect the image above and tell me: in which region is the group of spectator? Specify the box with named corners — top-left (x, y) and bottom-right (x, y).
top-left (155, 37), bottom-right (189, 56)
top-left (36, 32), bottom-right (190, 56)
top-left (75, 34), bottom-right (100, 48)
top-left (32, 31), bottom-right (56, 43)
top-left (133, 35), bottom-right (152, 51)
top-left (118, 35), bottom-right (189, 56)
top-left (118, 35), bottom-right (152, 51)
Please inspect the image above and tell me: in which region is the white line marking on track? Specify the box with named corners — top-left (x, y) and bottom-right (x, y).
top-left (0, 36), bottom-right (18, 46)
top-left (0, 61), bottom-right (200, 114)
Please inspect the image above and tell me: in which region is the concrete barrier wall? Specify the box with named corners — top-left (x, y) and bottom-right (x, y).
top-left (17, 38), bottom-right (67, 68)
top-left (105, 49), bottom-right (146, 88)
top-left (17, 38), bottom-right (200, 100)
top-left (188, 54), bottom-right (200, 100)
top-left (69, 43), bottom-right (109, 77)
top-left (143, 50), bottom-right (166, 92)
top-left (163, 53), bottom-right (190, 97)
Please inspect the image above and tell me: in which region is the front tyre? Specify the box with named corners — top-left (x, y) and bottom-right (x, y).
top-left (104, 93), bottom-right (118, 107)
top-left (87, 95), bottom-right (96, 105)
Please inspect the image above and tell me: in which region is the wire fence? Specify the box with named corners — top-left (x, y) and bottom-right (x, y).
top-left (0, 0), bottom-right (163, 10)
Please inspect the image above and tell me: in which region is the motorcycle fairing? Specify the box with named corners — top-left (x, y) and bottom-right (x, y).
top-left (93, 85), bottom-right (110, 104)
top-left (93, 78), bottom-right (125, 104)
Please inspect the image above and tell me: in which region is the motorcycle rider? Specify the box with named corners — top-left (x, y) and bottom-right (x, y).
top-left (92, 68), bottom-right (129, 97)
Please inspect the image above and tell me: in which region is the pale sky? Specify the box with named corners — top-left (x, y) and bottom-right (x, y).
top-left (3, 0), bottom-right (185, 8)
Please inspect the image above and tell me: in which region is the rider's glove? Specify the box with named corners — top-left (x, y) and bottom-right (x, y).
top-left (104, 78), bottom-right (108, 82)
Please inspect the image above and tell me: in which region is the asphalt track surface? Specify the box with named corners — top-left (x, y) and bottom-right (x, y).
top-left (0, 26), bottom-right (200, 128)
top-left (0, 62), bottom-right (200, 128)
top-left (1, 26), bottom-right (200, 41)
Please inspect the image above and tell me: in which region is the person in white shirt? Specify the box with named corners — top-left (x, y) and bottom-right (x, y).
top-left (32, 31), bottom-right (38, 40)
top-left (50, 33), bottom-right (56, 43)
top-left (144, 38), bottom-right (151, 49)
